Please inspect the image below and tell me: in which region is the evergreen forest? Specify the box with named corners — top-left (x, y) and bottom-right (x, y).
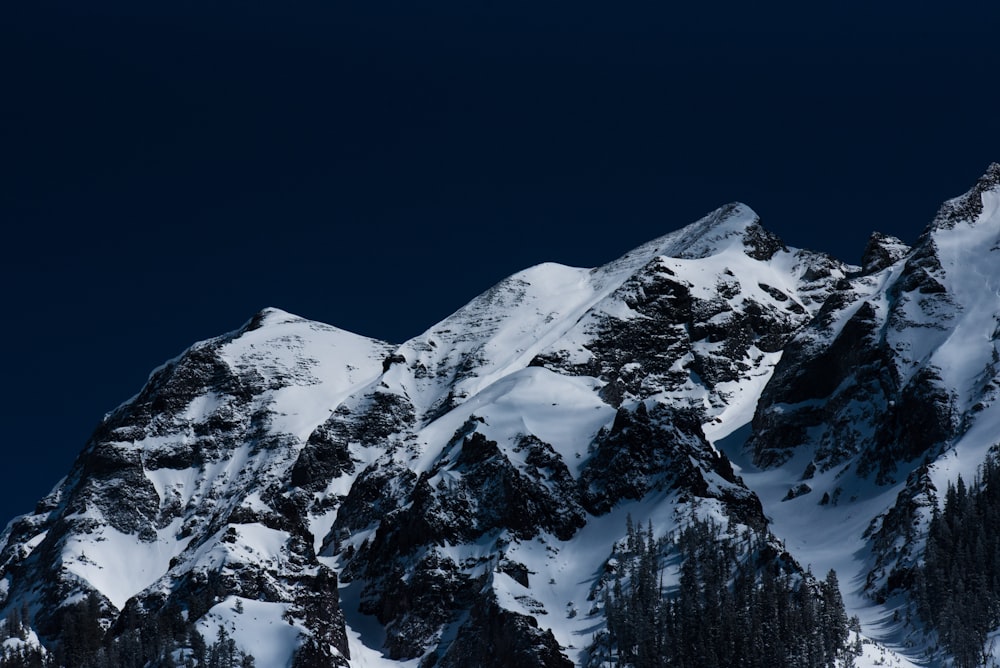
top-left (592, 516), bottom-right (860, 668)
top-left (915, 455), bottom-right (1000, 668)
top-left (0, 593), bottom-right (254, 668)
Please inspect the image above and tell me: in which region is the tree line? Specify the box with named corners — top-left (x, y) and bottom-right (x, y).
top-left (592, 515), bottom-right (860, 668)
top-left (915, 454), bottom-right (1000, 668)
top-left (0, 593), bottom-right (255, 668)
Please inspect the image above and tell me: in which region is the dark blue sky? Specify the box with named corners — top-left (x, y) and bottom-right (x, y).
top-left (2, 1), bottom-right (999, 525)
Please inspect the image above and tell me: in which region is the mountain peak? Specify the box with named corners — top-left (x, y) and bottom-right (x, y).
top-left (931, 161), bottom-right (1000, 230)
top-left (861, 232), bottom-right (910, 273)
top-left (242, 306), bottom-right (303, 332)
top-left (647, 202), bottom-right (787, 261)
top-left (985, 161), bottom-right (1000, 183)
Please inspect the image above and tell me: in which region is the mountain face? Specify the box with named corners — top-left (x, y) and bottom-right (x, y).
top-left (3, 166), bottom-right (1000, 667)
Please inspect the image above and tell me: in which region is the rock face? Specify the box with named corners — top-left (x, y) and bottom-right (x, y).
top-left (5, 165), bottom-right (1000, 667)
top-left (753, 171), bottom-right (1000, 476)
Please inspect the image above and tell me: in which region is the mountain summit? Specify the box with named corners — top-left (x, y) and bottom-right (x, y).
top-left (4, 167), bottom-right (1000, 667)
top-left (643, 201), bottom-right (786, 260)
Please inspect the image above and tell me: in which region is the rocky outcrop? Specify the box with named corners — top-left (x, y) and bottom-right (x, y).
top-left (435, 591), bottom-right (572, 668)
top-left (750, 228), bottom-right (960, 482)
top-left (861, 232), bottom-right (911, 274)
top-left (579, 402), bottom-right (764, 529)
top-left (930, 161), bottom-right (1000, 230)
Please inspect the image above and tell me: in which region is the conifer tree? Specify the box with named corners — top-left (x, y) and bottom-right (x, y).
top-left (915, 456), bottom-right (1000, 666)
top-left (596, 516), bottom-right (858, 668)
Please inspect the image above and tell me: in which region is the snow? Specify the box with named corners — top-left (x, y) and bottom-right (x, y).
top-left (633, 202), bottom-right (761, 261)
top-left (715, 424), bottom-right (921, 667)
top-left (379, 202), bottom-right (794, 429)
top-left (62, 518), bottom-right (192, 610)
top-left (54, 306), bottom-right (397, 615)
top-left (337, 579), bottom-right (420, 668)
top-left (176, 522), bottom-right (293, 578)
top-left (412, 366), bottom-right (615, 476)
top-left (689, 177), bottom-right (1000, 667)
top-left (923, 191), bottom-right (1000, 408)
top-left (304, 209), bottom-right (839, 662)
top-left (499, 493), bottom-right (728, 664)
top-left (145, 464), bottom-right (202, 510)
top-left (701, 349), bottom-right (782, 445)
top-left (198, 597), bottom-right (301, 668)
top-left (1, 627), bottom-right (44, 657)
top-left (226, 522), bottom-right (291, 560)
top-left (927, 395), bottom-right (1000, 505)
top-left (218, 314), bottom-right (393, 440)
top-left (384, 261), bottom-right (625, 421)
top-left (19, 531), bottom-right (47, 560)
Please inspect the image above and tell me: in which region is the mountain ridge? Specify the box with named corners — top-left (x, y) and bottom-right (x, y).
top-left (4, 166), bottom-right (1000, 667)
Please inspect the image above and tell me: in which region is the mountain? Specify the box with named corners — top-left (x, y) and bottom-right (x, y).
top-left (3, 166), bottom-right (1000, 667)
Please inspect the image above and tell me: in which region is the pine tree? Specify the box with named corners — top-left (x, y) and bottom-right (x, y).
top-left (916, 456), bottom-right (1000, 666)
top-left (596, 516), bottom-right (857, 668)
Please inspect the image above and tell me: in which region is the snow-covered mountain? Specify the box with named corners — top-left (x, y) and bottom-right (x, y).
top-left (4, 166), bottom-right (1000, 667)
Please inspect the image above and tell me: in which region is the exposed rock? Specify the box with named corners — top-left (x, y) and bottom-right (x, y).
top-left (861, 232), bottom-right (911, 274)
top-left (782, 484), bottom-right (812, 501)
top-left (435, 591), bottom-right (572, 668)
top-left (931, 161), bottom-right (1000, 230)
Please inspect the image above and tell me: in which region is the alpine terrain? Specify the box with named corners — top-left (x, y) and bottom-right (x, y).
top-left (4, 165), bottom-right (1000, 667)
